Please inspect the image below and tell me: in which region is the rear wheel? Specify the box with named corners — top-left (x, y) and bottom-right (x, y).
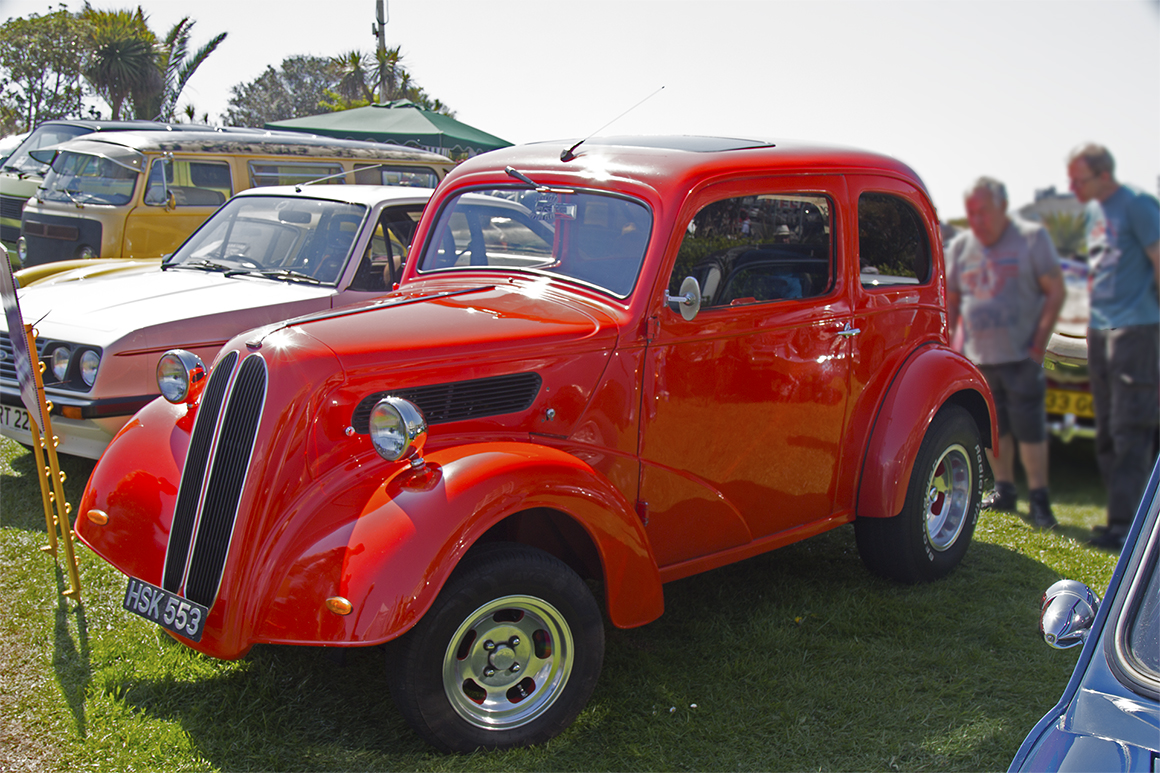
top-left (856, 404), bottom-right (983, 583)
top-left (387, 542), bottom-right (604, 752)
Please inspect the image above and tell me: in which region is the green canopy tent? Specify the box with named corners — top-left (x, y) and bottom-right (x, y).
top-left (265, 100), bottom-right (511, 158)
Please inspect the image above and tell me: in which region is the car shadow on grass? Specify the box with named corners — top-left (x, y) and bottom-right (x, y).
top-left (89, 525), bottom-right (1091, 772)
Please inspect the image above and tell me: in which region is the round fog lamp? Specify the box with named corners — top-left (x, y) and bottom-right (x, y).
top-left (16, 237), bottom-right (27, 264)
top-left (79, 350), bottom-right (100, 386)
top-left (369, 397), bottom-right (427, 462)
top-left (51, 346), bottom-right (71, 381)
top-left (156, 350), bottom-right (206, 404)
top-left (77, 244), bottom-right (97, 260)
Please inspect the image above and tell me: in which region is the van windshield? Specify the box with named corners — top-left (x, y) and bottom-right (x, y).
top-left (417, 188), bottom-right (651, 298)
top-left (2, 124), bottom-right (93, 176)
top-left (41, 151), bottom-right (139, 206)
top-left (165, 195), bottom-right (368, 285)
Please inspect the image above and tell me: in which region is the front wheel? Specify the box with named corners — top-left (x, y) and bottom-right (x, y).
top-left (856, 404), bottom-right (983, 583)
top-left (386, 542), bottom-right (605, 752)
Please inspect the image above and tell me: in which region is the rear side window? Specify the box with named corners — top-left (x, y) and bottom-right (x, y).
top-left (354, 164), bottom-right (439, 188)
top-left (669, 193), bottom-right (833, 309)
top-left (858, 192), bottom-right (931, 286)
top-left (248, 161), bottom-right (345, 187)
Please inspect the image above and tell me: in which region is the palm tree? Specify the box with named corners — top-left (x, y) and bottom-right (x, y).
top-left (374, 45), bottom-right (404, 103)
top-left (148, 17), bottom-right (227, 121)
top-left (332, 50), bottom-right (375, 104)
top-left (81, 5), bottom-right (159, 120)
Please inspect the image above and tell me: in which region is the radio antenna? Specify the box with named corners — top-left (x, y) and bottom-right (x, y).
top-left (560, 85), bottom-right (665, 162)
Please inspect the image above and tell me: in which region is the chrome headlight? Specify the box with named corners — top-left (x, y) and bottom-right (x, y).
top-left (51, 346), bottom-right (71, 381)
top-left (369, 397), bottom-right (427, 463)
top-left (79, 350), bottom-right (100, 386)
top-left (156, 349), bottom-right (206, 404)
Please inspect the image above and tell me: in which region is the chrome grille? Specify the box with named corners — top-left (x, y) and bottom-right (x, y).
top-left (185, 354), bottom-right (267, 607)
top-left (0, 194), bottom-right (23, 221)
top-left (163, 351), bottom-right (237, 592)
top-left (162, 351), bottom-right (267, 610)
top-left (0, 332), bottom-right (47, 383)
top-left (351, 372), bottom-right (543, 433)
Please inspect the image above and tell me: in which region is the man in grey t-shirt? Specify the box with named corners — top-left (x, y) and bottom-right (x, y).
top-left (947, 177), bottom-right (1066, 528)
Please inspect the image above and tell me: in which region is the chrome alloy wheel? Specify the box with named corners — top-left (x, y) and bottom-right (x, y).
top-left (442, 594), bottom-right (574, 730)
top-left (923, 443), bottom-right (973, 551)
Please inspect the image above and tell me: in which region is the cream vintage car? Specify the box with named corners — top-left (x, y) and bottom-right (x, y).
top-left (0, 184), bottom-right (433, 458)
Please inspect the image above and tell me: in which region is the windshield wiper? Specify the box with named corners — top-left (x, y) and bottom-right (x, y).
top-left (163, 258), bottom-right (233, 273)
top-left (224, 268), bottom-right (323, 285)
top-left (58, 188), bottom-right (86, 208)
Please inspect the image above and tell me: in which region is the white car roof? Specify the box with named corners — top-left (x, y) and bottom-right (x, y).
top-left (231, 184), bottom-right (437, 208)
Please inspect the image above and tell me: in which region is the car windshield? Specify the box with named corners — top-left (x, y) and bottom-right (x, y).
top-left (417, 188), bottom-right (651, 297)
top-left (40, 150), bottom-right (139, 206)
top-left (165, 195), bottom-right (367, 285)
top-left (2, 124), bottom-right (92, 175)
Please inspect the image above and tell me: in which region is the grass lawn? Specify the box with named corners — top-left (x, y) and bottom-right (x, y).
top-left (0, 435), bottom-right (1119, 771)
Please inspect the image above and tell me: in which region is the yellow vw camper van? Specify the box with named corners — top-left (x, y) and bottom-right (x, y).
top-left (17, 130), bottom-right (452, 268)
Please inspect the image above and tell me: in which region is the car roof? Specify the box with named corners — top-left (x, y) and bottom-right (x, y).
top-left (231, 184), bottom-right (436, 207)
top-left (447, 134), bottom-right (930, 198)
top-left (31, 118), bottom-right (226, 133)
top-left (42, 129), bottom-right (453, 163)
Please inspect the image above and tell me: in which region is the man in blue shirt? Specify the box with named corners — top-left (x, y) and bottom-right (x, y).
top-left (1067, 143), bottom-right (1160, 549)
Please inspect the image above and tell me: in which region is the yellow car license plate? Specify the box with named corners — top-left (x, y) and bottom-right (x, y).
top-left (1045, 388), bottom-right (1094, 419)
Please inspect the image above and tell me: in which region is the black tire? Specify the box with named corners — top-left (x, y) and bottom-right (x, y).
top-left (386, 542), bottom-right (605, 752)
top-left (856, 404), bottom-right (983, 583)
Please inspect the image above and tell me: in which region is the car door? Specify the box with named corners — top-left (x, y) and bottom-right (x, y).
top-left (639, 178), bottom-right (855, 569)
top-left (123, 155), bottom-right (233, 259)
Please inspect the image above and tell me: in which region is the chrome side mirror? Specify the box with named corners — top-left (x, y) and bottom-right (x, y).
top-left (1040, 579), bottom-right (1100, 650)
top-left (664, 275), bottom-right (702, 321)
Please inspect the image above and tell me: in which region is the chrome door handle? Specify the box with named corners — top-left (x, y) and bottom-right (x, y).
top-left (837, 322), bottom-right (861, 337)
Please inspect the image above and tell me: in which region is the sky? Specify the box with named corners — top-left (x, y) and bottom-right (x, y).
top-left (3, 0), bottom-right (1158, 220)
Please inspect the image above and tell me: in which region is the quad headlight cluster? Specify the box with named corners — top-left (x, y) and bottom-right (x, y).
top-left (44, 343), bottom-right (101, 389)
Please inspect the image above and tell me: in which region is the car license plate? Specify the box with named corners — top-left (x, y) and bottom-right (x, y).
top-left (0, 404), bottom-right (31, 432)
top-left (123, 577), bottom-right (207, 643)
top-left (1045, 388), bottom-right (1094, 419)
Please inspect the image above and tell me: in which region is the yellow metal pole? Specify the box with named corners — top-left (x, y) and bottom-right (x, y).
top-left (29, 407), bottom-right (58, 556)
top-left (24, 324), bottom-right (81, 601)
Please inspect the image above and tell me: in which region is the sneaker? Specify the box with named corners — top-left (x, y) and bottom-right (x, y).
top-left (1028, 489), bottom-right (1058, 530)
top-left (982, 484), bottom-right (1017, 512)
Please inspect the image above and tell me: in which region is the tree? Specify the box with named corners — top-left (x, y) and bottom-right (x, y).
top-left (141, 17), bottom-right (227, 121)
top-left (223, 47), bottom-right (454, 127)
top-left (80, 5), bottom-right (159, 120)
top-left (332, 50), bottom-right (375, 104)
top-left (223, 55), bottom-right (340, 127)
top-left (0, 6), bottom-right (86, 132)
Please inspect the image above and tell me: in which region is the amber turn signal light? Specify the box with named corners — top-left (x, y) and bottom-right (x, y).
top-left (325, 596), bottom-right (353, 616)
top-left (86, 509), bottom-right (109, 525)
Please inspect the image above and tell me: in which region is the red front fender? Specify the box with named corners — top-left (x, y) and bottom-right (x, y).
top-left (856, 345), bottom-right (996, 520)
top-left (254, 441), bottom-right (664, 648)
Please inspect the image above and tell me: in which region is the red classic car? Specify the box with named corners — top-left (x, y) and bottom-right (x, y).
top-left (77, 136), bottom-right (996, 752)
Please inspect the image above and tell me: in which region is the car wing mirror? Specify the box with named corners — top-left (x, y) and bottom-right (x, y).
top-left (1040, 579), bottom-right (1100, 649)
top-left (665, 275), bottom-right (702, 321)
